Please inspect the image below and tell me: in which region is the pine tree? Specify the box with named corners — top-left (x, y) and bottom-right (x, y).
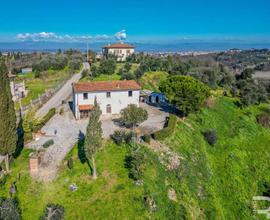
top-left (84, 98), bottom-right (102, 179)
top-left (0, 60), bottom-right (17, 172)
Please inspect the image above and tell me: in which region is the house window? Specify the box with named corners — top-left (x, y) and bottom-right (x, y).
top-left (83, 93), bottom-right (88, 100)
top-left (128, 91), bottom-right (133, 97)
top-left (106, 104), bottom-right (112, 113)
top-left (107, 92), bottom-right (111, 98)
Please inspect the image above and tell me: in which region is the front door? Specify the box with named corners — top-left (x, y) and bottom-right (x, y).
top-left (80, 110), bottom-right (89, 118)
top-left (156, 95), bottom-right (159, 103)
top-left (106, 104), bottom-right (111, 113)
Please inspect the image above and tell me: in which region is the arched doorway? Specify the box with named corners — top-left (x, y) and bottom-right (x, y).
top-left (106, 104), bottom-right (112, 113)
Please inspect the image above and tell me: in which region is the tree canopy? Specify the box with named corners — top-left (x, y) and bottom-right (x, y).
top-left (159, 75), bottom-right (210, 114)
top-left (0, 60), bottom-right (17, 158)
top-left (120, 104), bottom-right (148, 127)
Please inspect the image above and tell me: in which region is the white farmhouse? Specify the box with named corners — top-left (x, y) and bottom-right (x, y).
top-left (102, 43), bottom-right (135, 61)
top-left (73, 80), bottom-right (141, 119)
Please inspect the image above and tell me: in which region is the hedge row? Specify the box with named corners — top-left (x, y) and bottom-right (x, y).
top-left (33, 108), bottom-right (56, 133)
top-left (152, 114), bottom-right (177, 141)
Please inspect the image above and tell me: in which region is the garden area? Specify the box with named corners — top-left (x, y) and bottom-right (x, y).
top-left (15, 69), bottom-right (71, 107)
top-left (2, 96), bottom-right (270, 219)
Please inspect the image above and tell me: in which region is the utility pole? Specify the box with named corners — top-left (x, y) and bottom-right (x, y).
top-left (86, 41), bottom-right (89, 62)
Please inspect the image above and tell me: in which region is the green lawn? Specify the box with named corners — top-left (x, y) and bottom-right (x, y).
top-left (2, 97), bottom-right (270, 219)
top-left (1, 141), bottom-right (178, 219)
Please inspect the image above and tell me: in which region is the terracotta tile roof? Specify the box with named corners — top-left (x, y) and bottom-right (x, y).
top-left (73, 80), bottom-right (141, 93)
top-left (102, 43), bottom-right (134, 49)
top-left (79, 105), bottom-right (94, 111)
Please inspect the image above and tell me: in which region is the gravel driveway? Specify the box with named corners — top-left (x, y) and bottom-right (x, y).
top-left (27, 101), bottom-right (168, 182)
top-left (36, 62), bottom-right (90, 117)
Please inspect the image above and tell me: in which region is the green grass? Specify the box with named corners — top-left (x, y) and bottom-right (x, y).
top-left (139, 71), bottom-right (169, 91)
top-left (15, 70), bottom-right (70, 107)
top-left (92, 73), bottom-right (121, 81)
top-left (163, 97), bottom-right (270, 219)
top-left (2, 96), bottom-right (270, 219)
top-left (80, 62), bottom-right (139, 82)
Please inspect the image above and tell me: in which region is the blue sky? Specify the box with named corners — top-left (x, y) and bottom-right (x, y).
top-left (0, 0), bottom-right (270, 42)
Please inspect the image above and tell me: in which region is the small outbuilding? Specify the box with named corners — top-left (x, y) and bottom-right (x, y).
top-left (140, 90), bottom-right (166, 105)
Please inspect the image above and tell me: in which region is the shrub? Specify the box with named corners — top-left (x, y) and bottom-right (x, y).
top-left (40, 204), bottom-right (64, 220)
top-left (59, 107), bottom-right (64, 115)
top-left (33, 108), bottom-right (56, 132)
top-left (111, 130), bottom-right (132, 145)
top-left (0, 198), bottom-right (21, 220)
top-left (152, 115), bottom-right (177, 141)
top-left (256, 113), bottom-right (270, 128)
top-left (124, 149), bottom-right (146, 181)
top-left (67, 158), bottom-right (73, 169)
top-left (42, 108), bottom-right (56, 125)
top-left (203, 130), bottom-right (217, 146)
top-left (142, 134), bottom-right (151, 143)
top-left (43, 139), bottom-right (54, 148)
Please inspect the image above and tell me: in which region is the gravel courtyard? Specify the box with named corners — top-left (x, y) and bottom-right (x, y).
top-left (27, 102), bottom-right (168, 182)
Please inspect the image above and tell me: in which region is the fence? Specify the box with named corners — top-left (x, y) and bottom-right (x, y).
top-left (16, 75), bottom-right (70, 119)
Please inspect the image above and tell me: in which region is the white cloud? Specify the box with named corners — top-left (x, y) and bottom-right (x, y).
top-left (16, 32), bottom-right (111, 42)
top-left (114, 30), bottom-right (127, 41)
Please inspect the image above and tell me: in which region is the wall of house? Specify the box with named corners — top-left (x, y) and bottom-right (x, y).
top-left (107, 48), bottom-right (135, 61)
top-left (74, 90), bottom-right (140, 119)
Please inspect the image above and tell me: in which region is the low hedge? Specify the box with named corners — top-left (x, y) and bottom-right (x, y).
top-left (33, 108), bottom-right (56, 132)
top-left (152, 114), bottom-right (177, 141)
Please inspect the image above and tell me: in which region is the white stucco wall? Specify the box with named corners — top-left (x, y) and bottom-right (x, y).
top-left (107, 48), bottom-right (135, 61)
top-left (74, 90), bottom-right (140, 119)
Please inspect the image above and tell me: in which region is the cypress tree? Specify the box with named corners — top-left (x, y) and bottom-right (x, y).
top-left (0, 60), bottom-right (17, 172)
top-left (84, 98), bottom-right (102, 179)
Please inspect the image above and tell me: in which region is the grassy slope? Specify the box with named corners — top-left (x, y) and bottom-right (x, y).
top-left (164, 97), bottom-right (270, 219)
top-left (2, 97), bottom-right (270, 219)
top-left (139, 71), bottom-right (168, 91)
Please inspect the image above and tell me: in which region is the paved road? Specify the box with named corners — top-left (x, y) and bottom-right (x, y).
top-left (36, 62), bottom-right (90, 117)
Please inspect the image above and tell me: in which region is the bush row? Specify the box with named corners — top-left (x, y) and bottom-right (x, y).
top-left (33, 108), bottom-right (56, 133)
top-left (152, 114), bottom-right (177, 141)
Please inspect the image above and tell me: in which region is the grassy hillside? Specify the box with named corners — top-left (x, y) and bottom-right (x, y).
top-left (1, 97), bottom-right (270, 219)
top-left (163, 97), bottom-right (270, 219)
top-left (139, 71), bottom-right (168, 91)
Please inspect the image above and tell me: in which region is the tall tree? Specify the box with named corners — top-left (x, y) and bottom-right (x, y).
top-left (159, 75), bottom-right (210, 115)
top-left (0, 60), bottom-right (17, 172)
top-left (84, 99), bottom-right (102, 179)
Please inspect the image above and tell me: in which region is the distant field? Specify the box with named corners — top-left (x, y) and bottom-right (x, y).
top-left (15, 70), bottom-right (70, 107)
